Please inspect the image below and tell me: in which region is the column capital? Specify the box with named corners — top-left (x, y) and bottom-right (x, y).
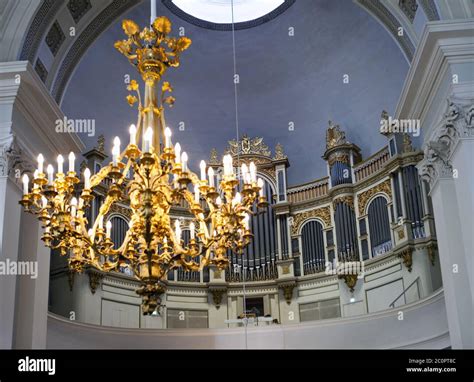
top-left (417, 98), bottom-right (474, 190)
top-left (0, 134), bottom-right (35, 186)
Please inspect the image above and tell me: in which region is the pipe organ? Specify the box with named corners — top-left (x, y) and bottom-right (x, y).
top-left (77, 122), bottom-right (436, 292)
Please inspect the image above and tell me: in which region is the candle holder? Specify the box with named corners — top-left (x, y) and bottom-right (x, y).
top-left (257, 196), bottom-right (268, 209)
top-left (108, 165), bottom-right (122, 179)
top-left (161, 146), bottom-right (175, 161)
top-left (178, 172), bottom-right (191, 186)
top-left (107, 184), bottom-right (122, 198)
top-left (80, 188), bottom-right (94, 203)
top-left (33, 173), bottom-right (47, 186)
top-left (19, 195), bottom-right (32, 210)
top-left (43, 185), bottom-right (57, 199)
top-left (125, 143), bottom-right (140, 159)
top-left (140, 152), bottom-right (155, 166)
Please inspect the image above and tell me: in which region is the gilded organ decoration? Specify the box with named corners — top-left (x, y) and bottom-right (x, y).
top-left (327, 152), bottom-right (350, 166)
top-left (357, 179), bottom-right (392, 214)
top-left (291, 206), bottom-right (331, 235)
top-left (273, 143), bottom-right (287, 160)
top-left (209, 148), bottom-right (219, 165)
top-left (225, 135), bottom-right (271, 157)
top-left (333, 195), bottom-right (354, 210)
top-left (326, 121), bottom-right (347, 149)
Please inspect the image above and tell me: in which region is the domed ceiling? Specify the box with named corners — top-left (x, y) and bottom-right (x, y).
top-left (62, 0), bottom-right (409, 185)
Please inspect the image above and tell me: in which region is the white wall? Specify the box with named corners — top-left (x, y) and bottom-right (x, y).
top-left (46, 289), bottom-right (449, 349)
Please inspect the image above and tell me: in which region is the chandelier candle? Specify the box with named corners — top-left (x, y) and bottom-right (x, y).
top-left (19, 15), bottom-right (267, 314)
top-left (68, 152), bottom-right (75, 173)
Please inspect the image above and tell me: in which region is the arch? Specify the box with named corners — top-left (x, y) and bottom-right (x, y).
top-left (355, 0), bottom-right (415, 62)
top-left (108, 214), bottom-right (129, 248)
top-left (364, 192), bottom-right (390, 216)
top-left (297, 217), bottom-right (327, 236)
top-left (6, 0), bottom-right (416, 106)
top-left (367, 196), bottom-right (392, 257)
top-left (301, 220), bottom-right (325, 275)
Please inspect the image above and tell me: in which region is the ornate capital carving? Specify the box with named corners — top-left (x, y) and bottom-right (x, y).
top-left (279, 282), bottom-right (296, 304)
top-left (0, 135), bottom-right (34, 183)
top-left (338, 274), bottom-right (358, 293)
top-left (357, 179), bottom-right (392, 215)
top-left (290, 206), bottom-right (331, 235)
top-left (88, 270), bottom-right (104, 294)
top-left (417, 99), bottom-right (474, 189)
top-left (398, 247), bottom-right (413, 272)
top-left (209, 288), bottom-right (226, 309)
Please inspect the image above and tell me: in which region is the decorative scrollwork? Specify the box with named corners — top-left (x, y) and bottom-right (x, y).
top-left (357, 179), bottom-right (392, 214)
top-left (326, 121), bottom-right (347, 150)
top-left (225, 135), bottom-right (271, 157)
top-left (333, 196), bottom-right (354, 210)
top-left (273, 143), bottom-right (287, 160)
top-left (291, 206), bottom-right (331, 235)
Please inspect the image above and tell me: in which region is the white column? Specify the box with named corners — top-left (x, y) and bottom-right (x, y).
top-left (429, 175), bottom-right (473, 348)
top-left (0, 175), bottom-right (22, 348)
top-left (451, 139), bottom-right (474, 292)
top-left (13, 211), bottom-right (51, 348)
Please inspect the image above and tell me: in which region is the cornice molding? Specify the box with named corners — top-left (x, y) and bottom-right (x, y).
top-left (395, 19), bottom-right (474, 122)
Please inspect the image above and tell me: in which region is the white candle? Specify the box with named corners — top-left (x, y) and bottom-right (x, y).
top-left (232, 192), bottom-right (241, 207)
top-left (241, 163), bottom-right (249, 183)
top-left (174, 143), bottom-right (181, 164)
top-left (129, 124), bottom-right (137, 145)
top-left (163, 236), bottom-right (168, 246)
top-left (189, 222), bottom-right (195, 239)
top-left (57, 155), bottom-right (64, 174)
top-left (68, 152), bottom-right (75, 173)
top-left (181, 152), bottom-right (188, 172)
top-left (98, 215), bottom-right (104, 230)
top-left (22, 174), bottom-right (29, 195)
top-left (164, 127), bottom-right (172, 148)
top-left (41, 196), bottom-right (47, 209)
top-left (112, 136), bottom-right (120, 166)
top-left (216, 196), bottom-right (222, 206)
top-left (46, 164), bottom-right (54, 185)
top-left (37, 154), bottom-right (44, 174)
top-left (208, 167), bottom-right (215, 187)
top-left (88, 228), bottom-right (94, 238)
top-left (143, 127), bottom-right (153, 152)
top-left (257, 178), bottom-right (265, 197)
top-left (84, 167), bottom-right (91, 189)
top-left (243, 213), bottom-right (250, 230)
top-left (70, 197), bottom-right (77, 217)
top-left (249, 162), bottom-right (257, 183)
top-left (150, 0), bottom-right (156, 25)
top-left (223, 154), bottom-right (233, 176)
top-left (106, 220), bottom-right (112, 238)
top-left (194, 184), bottom-right (200, 203)
top-left (175, 220), bottom-right (181, 241)
top-left (200, 160), bottom-right (206, 181)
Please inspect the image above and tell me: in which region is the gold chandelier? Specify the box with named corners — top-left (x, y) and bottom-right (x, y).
top-left (19, 16), bottom-right (267, 314)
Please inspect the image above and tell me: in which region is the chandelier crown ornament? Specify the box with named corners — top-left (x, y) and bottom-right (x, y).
top-left (19, 15), bottom-right (267, 315)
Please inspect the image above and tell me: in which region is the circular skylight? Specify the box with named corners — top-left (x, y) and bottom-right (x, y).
top-left (171, 0), bottom-right (284, 23)
top-left (163, 0), bottom-right (294, 30)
